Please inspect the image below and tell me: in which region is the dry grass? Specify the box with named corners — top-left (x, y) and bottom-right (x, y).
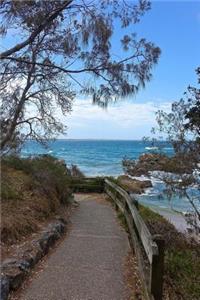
top-left (139, 205), bottom-right (200, 300)
top-left (1, 167), bottom-right (59, 244)
top-left (124, 251), bottom-right (145, 300)
top-left (1, 156), bottom-right (73, 246)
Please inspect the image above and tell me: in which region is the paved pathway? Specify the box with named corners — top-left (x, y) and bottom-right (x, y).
top-left (18, 194), bottom-right (131, 300)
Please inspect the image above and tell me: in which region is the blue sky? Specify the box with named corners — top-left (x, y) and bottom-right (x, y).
top-left (1, 1), bottom-right (200, 140)
top-left (65, 0), bottom-right (200, 140)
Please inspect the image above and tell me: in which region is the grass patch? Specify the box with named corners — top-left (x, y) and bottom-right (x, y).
top-left (1, 155), bottom-right (77, 245)
top-left (107, 179), bottom-right (200, 300)
top-left (138, 204), bottom-right (200, 300)
top-left (1, 180), bottom-right (20, 201)
top-left (117, 211), bottom-right (129, 232)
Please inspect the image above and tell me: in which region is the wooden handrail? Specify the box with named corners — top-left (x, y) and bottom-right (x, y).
top-left (70, 176), bottom-right (164, 299)
top-left (104, 179), bottom-right (165, 300)
top-left (105, 179), bottom-right (158, 261)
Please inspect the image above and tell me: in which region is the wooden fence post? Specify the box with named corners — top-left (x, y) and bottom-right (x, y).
top-left (150, 234), bottom-right (165, 300)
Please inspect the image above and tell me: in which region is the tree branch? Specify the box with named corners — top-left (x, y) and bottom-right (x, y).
top-left (0, 1), bottom-right (73, 59)
top-left (1, 53), bottom-right (142, 75)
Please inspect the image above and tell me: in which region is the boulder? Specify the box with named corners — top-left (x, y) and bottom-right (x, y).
top-left (123, 153), bottom-right (170, 176)
top-left (117, 175), bottom-right (152, 194)
top-left (1, 218), bottom-right (67, 299)
top-left (2, 261), bottom-right (25, 291)
top-left (0, 276), bottom-right (10, 300)
top-left (38, 220), bottom-right (66, 254)
top-left (21, 245), bottom-right (43, 267)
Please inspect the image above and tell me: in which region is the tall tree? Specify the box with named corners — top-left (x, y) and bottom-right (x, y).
top-left (151, 68), bottom-right (200, 231)
top-left (123, 68), bottom-right (200, 232)
top-left (0, 0), bottom-right (160, 153)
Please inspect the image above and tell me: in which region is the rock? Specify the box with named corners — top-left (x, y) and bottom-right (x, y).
top-left (27, 243), bottom-right (44, 264)
top-left (38, 220), bottom-right (66, 254)
top-left (38, 232), bottom-right (57, 254)
top-left (117, 176), bottom-right (152, 194)
top-left (18, 259), bottom-right (31, 272)
top-left (2, 264), bottom-right (25, 291)
top-left (0, 276), bottom-right (10, 300)
top-left (123, 153), bottom-right (170, 176)
top-left (2, 258), bottom-right (31, 273)
top-left (2, 258), bottom-right (17, 267)
top-left (21, 248), bottom-right (38, 268)
top-left (57, 159), bottom-right (66, 166)
top-left (1, 218), bottom-right (67, 298)
top-left (139, 180), bottom-right (152, 189)
top-left (48, 221), bottom-right (65, 234)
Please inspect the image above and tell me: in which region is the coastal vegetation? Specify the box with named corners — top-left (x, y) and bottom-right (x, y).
top-left (1, 156), bottom-right (200, 299)
top-left (123, 68), bottom-right (200, 234)
top-left (0, 1), bottom-right (199, 300)
top-left (105, 176), bottom-right (200, 299)
top-left (120, 70), bottom-right (200, 298)
top-left (108, 175), bottom-right (200, 299)
top-left (152, 68), bottom-right (200, 233)
top-left (139, 205), bottom-right (200, 300)
top-left (1, 155), bottom-right (82, 246)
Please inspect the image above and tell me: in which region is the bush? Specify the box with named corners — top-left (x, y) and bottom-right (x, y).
top-left (1, 155), bottom-right (75, 244)
top-left (139, 204), bottom-right (200, 300)
top-left (2, 155), bottom-right (75, 204)
top-left (69, 164), bottom-right (85, 178)
top-left (1, 181), bottom-right (19, 201)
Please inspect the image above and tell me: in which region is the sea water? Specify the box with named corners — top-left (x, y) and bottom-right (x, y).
top-left (21, 139), bottom-right (173, 176)
top-left (21, 140), bottom-right (199, 213)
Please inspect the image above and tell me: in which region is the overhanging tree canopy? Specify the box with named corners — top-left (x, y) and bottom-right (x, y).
top-left (0, 0), bottom-right (161, 153)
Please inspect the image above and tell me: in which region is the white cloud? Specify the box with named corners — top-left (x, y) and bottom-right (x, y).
top-left (58, 98), bottom-right (172, 139)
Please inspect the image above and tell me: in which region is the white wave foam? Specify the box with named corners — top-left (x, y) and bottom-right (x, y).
top-left (128, 175), bottom-right (150, 181)
top-left (145, 146), bottom-right (159, 150)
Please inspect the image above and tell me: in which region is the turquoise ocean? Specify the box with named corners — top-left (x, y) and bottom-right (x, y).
top-left (21, 139), bottom-right (173, 176)
top-left (21, 140), bottom-right (198, 213)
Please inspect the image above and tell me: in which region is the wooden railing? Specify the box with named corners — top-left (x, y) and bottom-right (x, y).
top-left (69, 177), bottom-right (104, 193)
top-left (104, 179), bottom-right (165, 300)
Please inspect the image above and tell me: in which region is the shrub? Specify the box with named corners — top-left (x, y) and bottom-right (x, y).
top-left (2, 155), bottom-right (74, 204)
top-left (69, 164), bottom-right (85, 178)
top-left (139, 204), bottom-right (200, 300)
top-left (1, 155), bottom-right (75, 244)
top-left (1, 181), bottom-right (19, 201)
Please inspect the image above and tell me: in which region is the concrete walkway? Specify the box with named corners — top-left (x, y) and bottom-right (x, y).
top-left (17, 194), bottom-right (131, 300)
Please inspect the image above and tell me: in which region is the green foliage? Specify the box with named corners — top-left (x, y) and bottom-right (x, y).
top-left (117, 211), bottom-right (128, 232)
top-left (1, 155), bottom-right (78, 244)
top-left (139, 204), bottom-right (200, 300)
top-left (0, 0), bottom-right (160, 153)
top-left (138, 204), bottom-right (164, 222)
top-left (149, 68), bottom-right (200, 231)
top-left (2, 155), bottom-right (74, 204)
top-left (69, 164), bottom-right (85, 178)
top-left (2, 155), bottom-right (32, 173)
top-left (1, 181), bottom-right (19, 201)
top-left (165, 249), bottom-right (200, 299)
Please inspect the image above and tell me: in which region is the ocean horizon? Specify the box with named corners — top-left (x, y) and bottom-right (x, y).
top-left (21, 139), bottom-right (173, 177)
top-left (21, 139), bottom-right (198, 213)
